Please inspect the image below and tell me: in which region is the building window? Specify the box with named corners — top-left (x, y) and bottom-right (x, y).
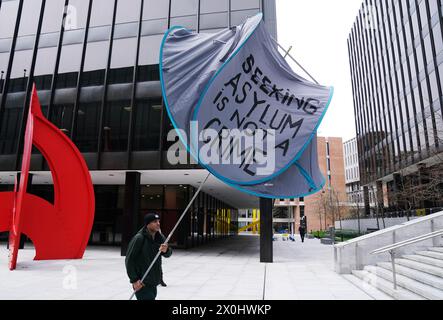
top-left (0, 102), bottom-right (22, 155)
top-left (102, 100), bottom-right (131, 152)
top-left (9, 77), bottom-right (27, 93)
top-left (56, 72), bottom-right (78, 89)
top-left (34, 75), bottom-right (52, 91)
top-left (137, 65), bottom-right (160, 82)
top-left (75, 102), bottom-right (101, 152)
top-left (432, 23), bottom-right (443, 55)
top-left (81, 69), bottom-right (105, 87)
top-left (133, 99), bottom-right (162, 151)
top-left (416, 45), bottom-right (425, 72)
top-left (428, 71), bottom-right (439, 103)
top-left (170, 0), bottom-right (198, 30)
top-left (50, 104), bottom-right (74, 136)
top-left (200, 0), bottom-right (229, 31)
top-left (108, 67), bottom-right (134, 85)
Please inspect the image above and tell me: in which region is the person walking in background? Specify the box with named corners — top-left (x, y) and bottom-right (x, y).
top-left (125, 213), bottom-right (172, 300)
top-left (299, 216), bottom-right (307, 243)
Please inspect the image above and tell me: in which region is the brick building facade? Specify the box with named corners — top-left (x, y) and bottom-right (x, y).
top-left (301, 137), bottom-right (347, 232)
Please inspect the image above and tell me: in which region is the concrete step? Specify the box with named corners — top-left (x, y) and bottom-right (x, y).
top-left (428, 247), bottom-right (443, 254)
top-left (377, 262), bottom-right (443, 290)
top-left (342, 274), bottom-right (393, 300)
top-left (396, 258), bottom-right (443, 279)
top-left (351, 270), bottom-right (424, 300)
top-left (364, 266), bottom-right (443, 300)
top-left (404, 254), bottom-right (443, 269)
top-left (416, 251), bottom-right (443, 261)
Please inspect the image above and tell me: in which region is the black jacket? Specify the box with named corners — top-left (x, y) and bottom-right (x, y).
top-left (125, 228), bottom-right (172, 286)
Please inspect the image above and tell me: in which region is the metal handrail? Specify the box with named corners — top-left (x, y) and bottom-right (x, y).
top-left (371, 230), bottom-right (443, 255)
top-left (370, 229), bottom-right (443, 290)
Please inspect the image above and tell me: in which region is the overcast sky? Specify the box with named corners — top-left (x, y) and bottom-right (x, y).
top-left (276, 0), bottom-right (363, 141)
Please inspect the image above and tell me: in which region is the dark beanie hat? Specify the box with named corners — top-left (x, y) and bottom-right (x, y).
top-left (144, 213), bottom-right (160, 226)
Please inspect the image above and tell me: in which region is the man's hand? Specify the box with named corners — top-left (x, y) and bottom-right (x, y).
top-left (159, 244), bottom-right (168, 253)
top-left (132, 280), bottom-right (145, 292)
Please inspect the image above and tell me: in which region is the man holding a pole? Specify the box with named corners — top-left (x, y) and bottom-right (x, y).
top-left (125, 213), bottom-right (172, 300)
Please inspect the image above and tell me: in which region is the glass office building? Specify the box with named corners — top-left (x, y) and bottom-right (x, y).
top-left (0, 0), bottom-right (277, 251)
top-left (348, 0), bottom-right (443, 210)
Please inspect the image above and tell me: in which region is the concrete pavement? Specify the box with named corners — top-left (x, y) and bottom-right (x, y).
top-left (0, 235), bottom-right (372, 300)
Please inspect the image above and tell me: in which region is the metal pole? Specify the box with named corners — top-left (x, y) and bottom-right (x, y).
top-left (167, 0), bottom-right (172, 29)
top-left (228, 0), bottom-right (231, 29)
top-left (0, 0), bottom-right (24, 122)
top-left (47, 0), bottom-right (70, 121)
top-left (14, 0), bottom-right (46, 171)
top-left (96, 0), bottom-right (118, 167)
top-left (71, 0), bottom-right (93, 140)
top-left (196, 0), bottom-right (201, 33)
top-left (126, 0), bottom-right (145, 165)
top-left (129, 172), bottom-right (211, 300)
top-left (283, 45), bottom-right (292, 59)
top-left (390, 250), bottom-right (397, 290)
top-left (270, 37), bottom-right (319, 85)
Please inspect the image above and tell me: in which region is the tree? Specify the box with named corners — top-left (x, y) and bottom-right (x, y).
top-left (395, 108), bottom-right (443, 211)
top-left (314, 188), bottom-right (349, 231)
top-left (395, 161), bottom-right (443, 212)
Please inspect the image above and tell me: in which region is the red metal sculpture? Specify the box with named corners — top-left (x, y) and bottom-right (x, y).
top-left (0, 85), bottom-right (95, 270)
